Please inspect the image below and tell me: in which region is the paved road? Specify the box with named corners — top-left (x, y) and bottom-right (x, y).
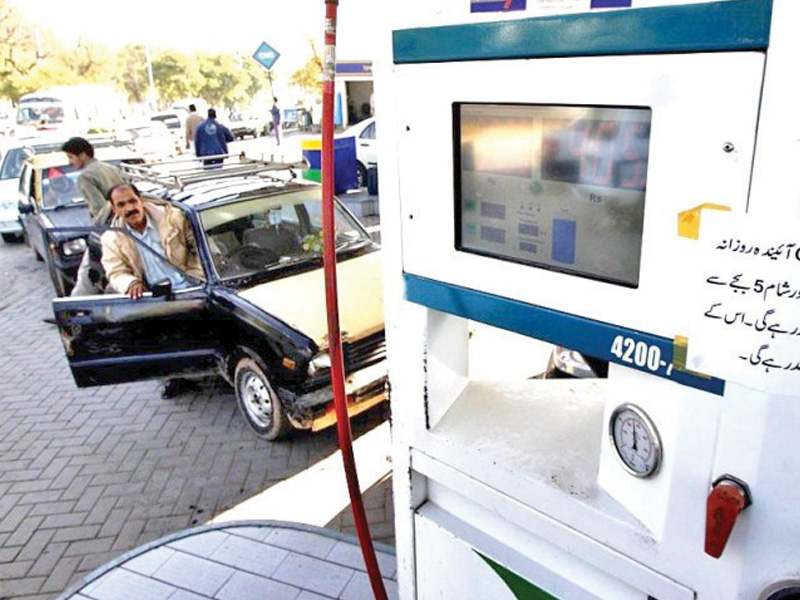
top-left (0, 237), bottom-right (382, 599)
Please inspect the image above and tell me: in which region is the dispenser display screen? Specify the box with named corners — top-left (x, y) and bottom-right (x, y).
top-left (455, 103), bottom-right (651, 287)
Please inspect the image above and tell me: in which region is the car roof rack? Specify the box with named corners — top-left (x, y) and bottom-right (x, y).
top-left (22, 132), bottom-right (133, 158)
top-left (118, 153), bottom-right (309, 191)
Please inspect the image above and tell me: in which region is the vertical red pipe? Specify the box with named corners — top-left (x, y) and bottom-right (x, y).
top-left (321, 2), bottom-right (388, 599)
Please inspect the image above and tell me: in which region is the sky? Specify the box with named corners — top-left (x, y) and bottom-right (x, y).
top-left (9, 0), bottom-right (378, 75)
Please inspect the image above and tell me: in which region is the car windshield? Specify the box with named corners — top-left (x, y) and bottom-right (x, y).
top-left (17, 101), bottom-right (65, 125)
top-left (198, 187), bottom-right (371, 281)
top-left (0, 148), bottom-right (27, 180)
top-left (42, 166), bottom-right (83, 209)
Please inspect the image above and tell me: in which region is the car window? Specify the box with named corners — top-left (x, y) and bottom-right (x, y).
top-left (1, 148), bottom-right (27, 180)
top-left (41, 166), bottom-right (82, 209)
top-left (198, 188), bottom-right (370, 281)
top-left (75, 227), bottom-right (203, 296)
top-left (116, 231), bottom-right (202, 291)
top-left (360, 122), bottom-right (376, 140)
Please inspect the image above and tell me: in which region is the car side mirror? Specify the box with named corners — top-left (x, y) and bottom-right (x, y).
top-left (151, 279), bottom-right (173, 299)
top-left (18, 201), bottom-right (34, 215)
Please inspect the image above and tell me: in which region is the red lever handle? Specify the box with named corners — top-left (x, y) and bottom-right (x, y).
top-left (705, 475), bottom-right (752, 558)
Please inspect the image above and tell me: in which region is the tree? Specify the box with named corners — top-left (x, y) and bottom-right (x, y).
top-left (115, 44), bottom-right (149, 105)
top-left (238, 53), bottom-right (269, 102)
top-left (196, 53), bottom-right (265, 112)
top-left (289, 39), bottom-right (322, 103)
top-left (60, 40), bottom-right (115, 81)
top-left (0, 5), bottom-right (271, 112)
top-left (152, 50), bottom-right (204, 106)
top-left (0, 0), bottom-right (37, 100)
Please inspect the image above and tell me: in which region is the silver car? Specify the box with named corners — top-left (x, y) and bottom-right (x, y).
top-left (0, 134), bottom-right (65, 243)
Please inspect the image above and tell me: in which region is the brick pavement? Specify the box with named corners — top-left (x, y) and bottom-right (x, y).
top-left (0, 241), bottom-right (385, 600)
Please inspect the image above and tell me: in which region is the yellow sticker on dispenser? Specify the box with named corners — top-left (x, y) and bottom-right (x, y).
top-left (678, 203), bottom-right (731, 239)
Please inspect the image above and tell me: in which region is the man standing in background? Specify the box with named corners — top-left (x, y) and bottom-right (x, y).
top-left (184, 104), bottom-right (204, 151)
top-left (271, 97), bottom-right (281, 146)
top-left (61, 136), bottom-right (125, 296)
top-left (194, 108), bottom-right (233, 167)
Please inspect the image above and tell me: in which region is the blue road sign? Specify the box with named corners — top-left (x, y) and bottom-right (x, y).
top-left (252, 41), bottom-right (280, 71)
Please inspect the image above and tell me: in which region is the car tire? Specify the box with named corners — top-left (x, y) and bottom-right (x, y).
top-left (357, 162), bottom-right (368, 188)
top-left (234, 356), bottom-right (290, 441)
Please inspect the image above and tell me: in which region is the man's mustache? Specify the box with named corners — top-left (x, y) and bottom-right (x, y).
top-left (125, 209), bottom-right (140, 218)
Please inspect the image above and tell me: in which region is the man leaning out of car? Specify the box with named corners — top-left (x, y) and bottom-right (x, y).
top-left (101, 183), bottom-right (204, 300)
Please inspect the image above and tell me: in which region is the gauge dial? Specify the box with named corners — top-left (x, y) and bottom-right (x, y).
top-left (609, 404), bottom-right (662, 477)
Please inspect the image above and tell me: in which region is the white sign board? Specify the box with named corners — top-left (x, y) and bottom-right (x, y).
top-left (685, 211), bottom-right (800, 394)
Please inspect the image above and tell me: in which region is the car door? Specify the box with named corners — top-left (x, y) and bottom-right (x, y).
top-left (52, 228), bottom-right (226, 388)
top-left (17, 163), bottom-right (41, 250)
top-left (358, 120), bottom-right (377, 166)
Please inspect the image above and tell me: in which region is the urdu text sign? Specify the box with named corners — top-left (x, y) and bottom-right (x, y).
top-left (685, 211), bottom-right (800, 394)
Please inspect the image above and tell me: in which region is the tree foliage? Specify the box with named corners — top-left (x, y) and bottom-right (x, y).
top-left (152, 50), bottom-right (206, 105)
top-left (0, 0), bottom-right (37, 99)
top-left (0, 3), bottom-right (293, 111)
top-left (115, 45), bottom-right (149, 105)
top-left (289, 39), bottom-right (322, 102)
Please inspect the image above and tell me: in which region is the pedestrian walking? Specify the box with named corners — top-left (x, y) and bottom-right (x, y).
top-left (184, 104), bottom-right (204, 150)
top-left (271, 97), bottom-right (281, 146)
top-left (61, 136), bottom-right (125, 296)
top-left (194, 108), bottom-right (234, 167)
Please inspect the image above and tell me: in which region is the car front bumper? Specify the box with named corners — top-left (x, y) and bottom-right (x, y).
top-left (279, 361), bottom-right (389, 431)
top-left (0, 218), bottom-right (22, 234)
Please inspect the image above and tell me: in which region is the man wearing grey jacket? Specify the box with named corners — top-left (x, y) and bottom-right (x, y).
top-left (61, 136), bottom-right (125, 296)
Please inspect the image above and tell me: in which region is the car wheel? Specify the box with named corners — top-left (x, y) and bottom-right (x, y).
top-left (234, 356), bottom-right (290, 440)
top-left (357, 162), bottom-right (368, 188)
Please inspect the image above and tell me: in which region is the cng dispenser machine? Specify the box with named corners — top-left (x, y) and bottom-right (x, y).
top-left (376, 0), bottom-right (800, 599)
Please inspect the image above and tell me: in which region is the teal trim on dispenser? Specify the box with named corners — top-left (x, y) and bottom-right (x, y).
top-left (393, 0), bottom-right (772, 64)
top-left (404, 273), bottom-right (725, 395)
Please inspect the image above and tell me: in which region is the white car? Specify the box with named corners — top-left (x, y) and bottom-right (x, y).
top-left (0, 134), bottom-right (64, 243)
top-left (339, 117), bottom-right (376, 187)
top-left (118, 121), bottom-right (178, 160)
top-left (150, 109), bottom-right (188, 152)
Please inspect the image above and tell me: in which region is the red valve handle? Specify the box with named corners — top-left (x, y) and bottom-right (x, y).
top-left (705, 476), bottom-right (751, 558)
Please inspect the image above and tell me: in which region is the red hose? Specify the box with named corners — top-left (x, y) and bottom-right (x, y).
top-left (321, 2), bottom-right (388, 599)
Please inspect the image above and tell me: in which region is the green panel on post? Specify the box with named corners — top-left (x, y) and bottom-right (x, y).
top-left (478, 553), bottom-right (560, 600)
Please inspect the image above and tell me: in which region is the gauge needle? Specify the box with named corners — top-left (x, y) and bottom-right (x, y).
top-left (632, 426), bottom-right (638, 452)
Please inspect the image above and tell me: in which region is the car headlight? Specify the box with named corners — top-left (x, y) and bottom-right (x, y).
top-left (61, 238), bottom-right (87, 257)
top-left (551, 347), bottom-right (598, 378)
top-left (308, 352), bottom-right (331, 376)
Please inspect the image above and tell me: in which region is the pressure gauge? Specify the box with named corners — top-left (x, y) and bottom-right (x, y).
top-left (609, 404), bottom-right (662, 478)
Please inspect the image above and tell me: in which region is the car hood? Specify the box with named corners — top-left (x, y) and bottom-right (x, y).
top-left (40, 204), bottom-right (90, 229)
top-left (237, 251), bottom-right (383, 349)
